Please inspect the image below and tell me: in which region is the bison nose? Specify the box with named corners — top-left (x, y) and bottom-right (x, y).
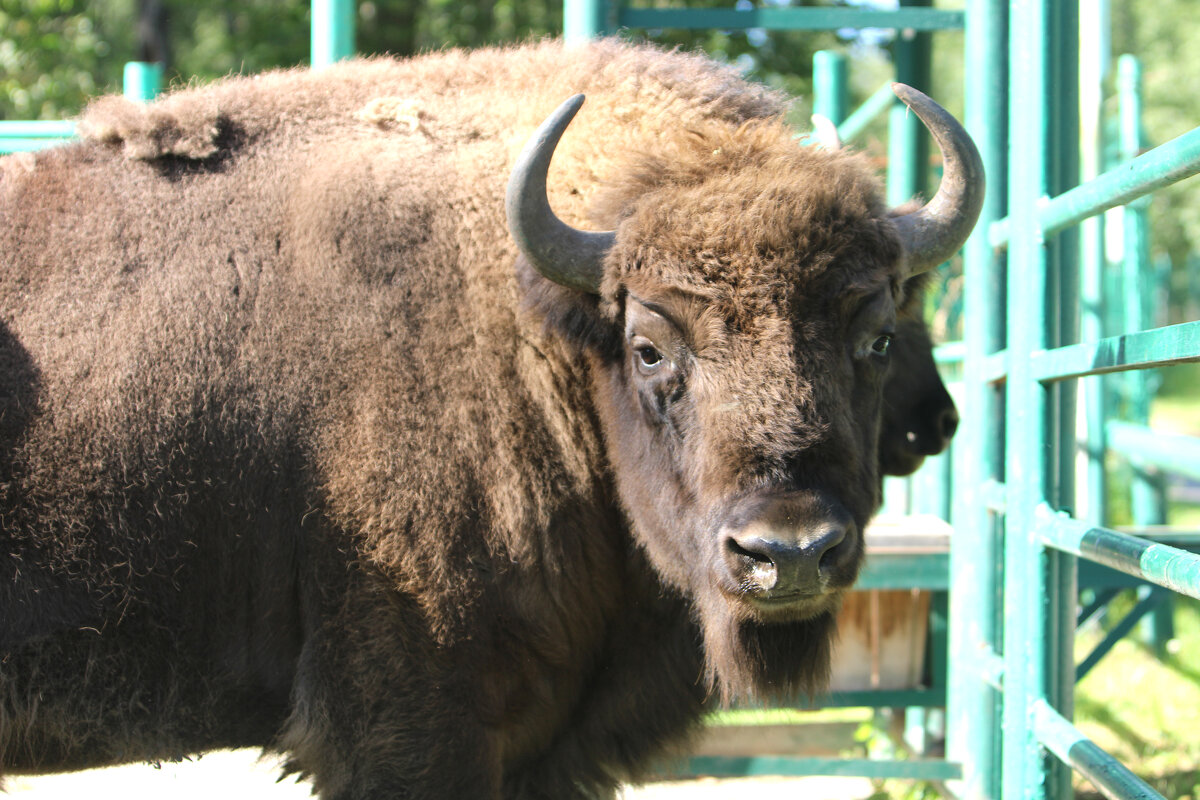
top-left (720, 493), bottom-right (857, 598)
top-left (937, 405), bottom-right (960, 445)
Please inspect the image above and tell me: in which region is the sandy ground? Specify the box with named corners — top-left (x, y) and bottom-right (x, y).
top-left (4, 749), bottom-right (877, 799)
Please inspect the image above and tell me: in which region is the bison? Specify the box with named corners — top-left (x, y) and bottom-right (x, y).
top-left (880, 275), bottom-right (959, 476)
top-left (0, 40), bottom-right (981, 798)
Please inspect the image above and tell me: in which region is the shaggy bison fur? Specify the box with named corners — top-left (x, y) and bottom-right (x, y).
top-left (0, 40), bottom-right (978, 799)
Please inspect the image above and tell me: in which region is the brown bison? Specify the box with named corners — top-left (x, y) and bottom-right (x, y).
top-left (881, 277), bottom-right (959, 476)
top-left (0, 41), bottom-right (981, 798)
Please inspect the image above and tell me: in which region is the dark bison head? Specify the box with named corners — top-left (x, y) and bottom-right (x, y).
top-left (508, 86), bottom-right (982, 702)
top-left (879, 277), bottom-right (960, 477)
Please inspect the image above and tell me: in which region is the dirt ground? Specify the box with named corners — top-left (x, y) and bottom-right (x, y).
top-left (4, 749), bottom-right (878, 799)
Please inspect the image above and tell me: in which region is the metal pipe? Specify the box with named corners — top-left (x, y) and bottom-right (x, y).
top-left (1036, 506), bottom-right (1200, 601)
top-left (564, 0), bottom-right (613, 44)
top-left (1002, 1), bottom-right (1054, 797)
top-left (1107, 421), bottom-right (1200, 481)
top-left (1029, 320), bottom-right (1200, 381)
top-left (836, 83), bottom-right (894, 145)
top-left (1032, 701), bottom-right (1167, 800)
top-left (616, 7), bottom-right (964, 31)
top-left (311, 0), bottom-right (355, 68)
top-left (988, 126), bottom-right (1200, 247)
top-left (947, 0), bottom-right (1007, 796)
top-left (813, 51), bottom-right (848, 126)
top-left (122, 61), bottom-right (162, 103)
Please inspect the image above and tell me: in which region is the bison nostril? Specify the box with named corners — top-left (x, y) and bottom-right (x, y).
top-left (939, 406), bottom-right (960, 443)
top-left (725, 537), bottom-right (779, 589)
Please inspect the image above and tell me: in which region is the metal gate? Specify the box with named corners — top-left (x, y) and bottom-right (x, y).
top-left (565, 1), bottom-right (1200, 797)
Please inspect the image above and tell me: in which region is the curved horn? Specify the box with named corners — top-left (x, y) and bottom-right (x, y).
top-left (889, 84), bottom-right (985, 277)
top-left (506, 94), bottom-right (614, 294)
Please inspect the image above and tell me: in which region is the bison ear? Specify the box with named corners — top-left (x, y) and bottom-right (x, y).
top-left (517, 256), bottom-right (622, 358)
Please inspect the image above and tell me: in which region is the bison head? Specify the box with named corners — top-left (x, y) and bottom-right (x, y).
top-left (879, 277), bottom-right (960, 477)
top-left (508, 86), bottom-right (982, 703)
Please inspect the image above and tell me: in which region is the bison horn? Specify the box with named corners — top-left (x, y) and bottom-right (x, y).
top-left (889, 83), bottom-right (985, 277)
top-left (506, 94), bottom-right (615, 294)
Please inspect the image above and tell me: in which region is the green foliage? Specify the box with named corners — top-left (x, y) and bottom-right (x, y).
top-left (0, 0), bottom-right (131, 119)
top-left (1110, 0), bottom-right (1200, 320)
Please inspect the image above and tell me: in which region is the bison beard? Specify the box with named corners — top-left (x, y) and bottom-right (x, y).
top-left (0, 38), bottom-right (981, 799)
top-left (697, 595), bottom-right (838, 705)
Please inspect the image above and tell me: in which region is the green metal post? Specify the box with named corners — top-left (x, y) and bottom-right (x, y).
top-left (1046, 7), bottom-right (1081, 800)
top-left (1118, 54), bottom-right (1173, 650)
top-left (1004, 0), bottom-right (1055, 797)
top-left (564, 0), bottom-right (614, 44)
top-left (813, 51), bottom-right (848, 126)
top-left (122, 61), bottom-right (162, 103)
top-left (888, 0), bottom-right (932, 207)
top-left (312, 0), bottom-right (356, 68)
top-left (949, 0), bottom-right (1007, 794)
top-left (1080, 0), bottom-right (1110, 530)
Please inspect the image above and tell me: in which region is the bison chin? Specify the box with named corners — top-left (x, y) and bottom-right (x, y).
top-left (695, 593), bottom-right (840, 706)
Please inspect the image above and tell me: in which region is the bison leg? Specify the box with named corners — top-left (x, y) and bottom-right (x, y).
top-left (500, 595), bottom-right (706, 799)
top-left (277, 571), bottom-right (503, 800)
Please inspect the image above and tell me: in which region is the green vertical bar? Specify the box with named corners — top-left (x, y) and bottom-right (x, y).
top-left (1004, 0), bottom-right (1052, 798)
top-left (1118, 54), bottom-right (1173, 651)
top-left (122, 61), bottom-right (162, 103)
top-left (1080, 0), bottom-right (1110, 531)
top-left (889, 0), bottom-right (932, 206)
top-left (813, 51), bottom-right (848, 126)
top-left (949, 0), bottom-right (1007, 797)
top-left (1045, 7), bottom-right (1080, 800)
top-left (1119, 55), bottom-right (1163, 523)
top-left (312, 0), bottom-right (356, 68)
top-left (564, 0), bottom-right (614, 44)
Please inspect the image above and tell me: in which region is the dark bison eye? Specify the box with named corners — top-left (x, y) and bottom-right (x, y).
top-left (636, 345), bottom-right (664, 369)
top-left (871, 334), bottom-right (892, 356)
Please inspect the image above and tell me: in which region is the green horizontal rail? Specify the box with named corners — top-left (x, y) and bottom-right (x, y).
top-left (933, 340), bottom-right (967, 366)
top-left (682, 755), bottom-right (962, 781)
top-left (1032, 701), bottom-right (1166, 800)
top-left (990, 125), bottom-right (1200, 248)
top-left (836, 82), bottom-right (894, 144)
top-left (1108, 421), bottom-right (1200, 481)
top-left (818, 687), bottom-right (946, 709)
top-left (0, 121), bottom-right (77, 137)
top-left (1036, 506), bottom-right (1200, 600)
top-left (856, 553), bottom-right (949, 590)
top-left (618, 7), bottom-right (964, 31)
top-left (982, 350), bottom-right (1008, 384)
top-left (1029, 320), bottom-right (1200, 382)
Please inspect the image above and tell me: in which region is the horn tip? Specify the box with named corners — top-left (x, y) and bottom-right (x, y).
top-left (890, 82), bottom-right (924, 103)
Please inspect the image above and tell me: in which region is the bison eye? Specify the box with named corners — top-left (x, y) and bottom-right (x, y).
top-left (871, 334), bottom-right (892, 356)
top-left (636, 345), bottom-right (664, 370)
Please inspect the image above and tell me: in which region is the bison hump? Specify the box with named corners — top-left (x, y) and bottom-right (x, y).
top-left (78, 94), bottom-right (222, 161)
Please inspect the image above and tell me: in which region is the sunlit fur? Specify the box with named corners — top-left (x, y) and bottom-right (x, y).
top-left (1, 40), bottom-right (945, 798)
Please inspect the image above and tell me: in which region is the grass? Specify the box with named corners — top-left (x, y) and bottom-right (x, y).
top-left (1073, 596), bottom-right (1200, 799)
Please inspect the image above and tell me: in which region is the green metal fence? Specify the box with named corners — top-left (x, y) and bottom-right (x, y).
top-left (566, 1), bottom-right (1200, 797)
top-left (956, 2), bottom-right (1200, 800)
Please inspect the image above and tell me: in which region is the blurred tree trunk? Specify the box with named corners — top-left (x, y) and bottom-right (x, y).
top-left (137, 0), bottom-right (171, 68)
top-left (361, 0), bottom-right (419, 57)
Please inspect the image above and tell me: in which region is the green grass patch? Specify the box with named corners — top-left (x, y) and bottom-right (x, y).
top-left (1074, 596), bottom-right (1200, 799)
